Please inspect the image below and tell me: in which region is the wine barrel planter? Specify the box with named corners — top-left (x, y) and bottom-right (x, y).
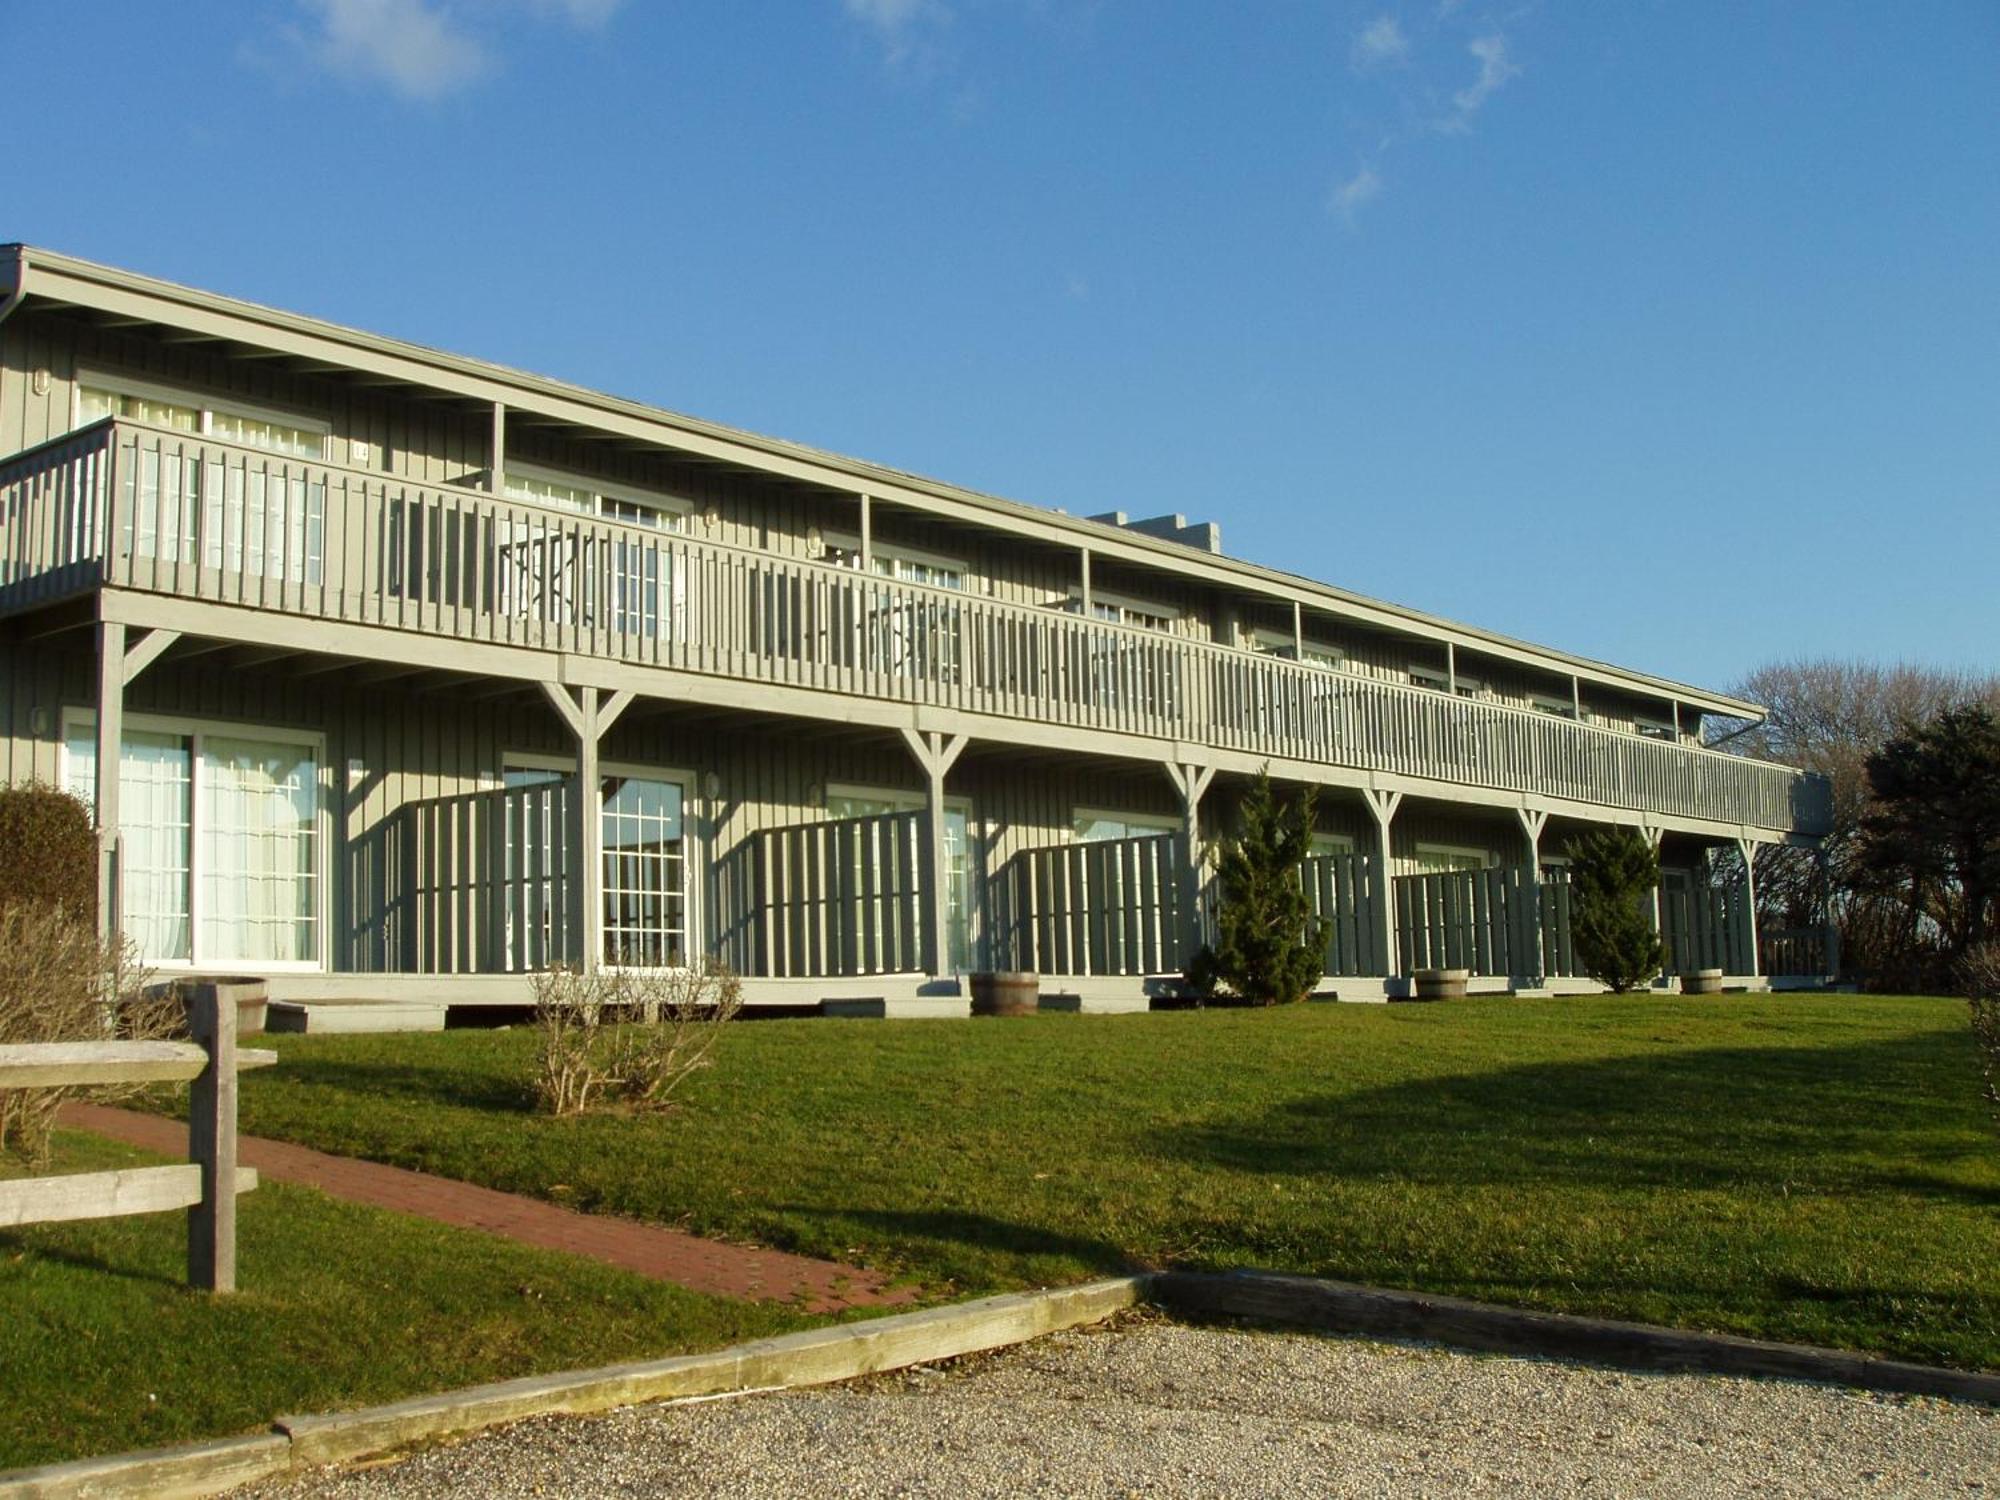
top-left (1412, 968), bottom-right (1470, 1001)
top-left (179, 977), bottom-right (271, 1036)
top-left (969, 972), bottom-right (1040, 1017)
top-left (1680, 968), bottom-right (1724, 996)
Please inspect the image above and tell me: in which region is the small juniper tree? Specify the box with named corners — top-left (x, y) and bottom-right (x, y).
top-left (1568, 827), bottom-right (1663, 994)
top-left (1185, 771), bottom-right (1327, 1006)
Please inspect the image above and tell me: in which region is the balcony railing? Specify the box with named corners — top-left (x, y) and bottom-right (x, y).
top-left (0, 419), bottom-right (1832, 835)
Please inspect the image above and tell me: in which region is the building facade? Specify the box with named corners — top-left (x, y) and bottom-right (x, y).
top-left (0, 247), bottom-right (1833, 1025)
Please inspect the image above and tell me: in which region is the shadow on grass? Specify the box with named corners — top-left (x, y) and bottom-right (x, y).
top-left (255, 1057), bottom-right (537, 1116)
top-left (1160, 1030), bottom-right (2000, 1205)
top-left (776, 1205), bottom-right (1148, 1278)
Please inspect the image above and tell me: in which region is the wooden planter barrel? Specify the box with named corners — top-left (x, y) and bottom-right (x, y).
top-left (969, 972), bottom-right (1040, 1017)
top-left (1680, 968), bottom-right (1724, 996)
top-left (1412, 968), bottom-right (1470, 1001)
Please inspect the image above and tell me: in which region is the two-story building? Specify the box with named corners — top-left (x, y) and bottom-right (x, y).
top-left (0, 246), bottom-right (1832, 1028)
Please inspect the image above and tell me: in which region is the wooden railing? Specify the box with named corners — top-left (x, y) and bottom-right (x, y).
top-left (999, 833), bottom-right (1186, 977)
top-left (0, 988), bottom-right (271, 1292)
top-left (1392, 867), bottom-right (1581, 980)
top-left (1760, 924), bottom-right (1839, 979)
top-left (716, 811), bottom-right (925, 978)
top-left (1659, 874), bottom-right (1755, 975)
top-left (0, 420), bottom-right (1831, 835)
top-left (354, 780), bottom-right (578, 974)
top-left (1299, 851), bottom-right (1387, 977)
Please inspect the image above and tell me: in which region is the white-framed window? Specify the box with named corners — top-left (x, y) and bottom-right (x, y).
top-left (1635, 715), bottom-right (1677, 741)
top-left (1531, 692), bottom-right (1579, 720)
top-left (1071, 588), bottom-right (1177, 632)
top-left (1074, 808), bottom-right (1179, 844)
top-left (64, 712), bottom-right (323, 969)
top-left (76, 371), bottom-right (329, 460)
top-left (1412, 842), bottom-right (1493, 875)
top-left (1410, 664), bottom-right (1485, 698)
top-left (820, 534), bottom-right (968, 592)
top-left (1248, 628), bottom-right (1346, 670)
top-left (502, 463), bottom-right (691, 532)
top-left (825, 784), bottom-right (976, 974)
top-left (503, 754), bottom-right (695, 970)
top-left (1308, 833), bottom-right (1357, 858)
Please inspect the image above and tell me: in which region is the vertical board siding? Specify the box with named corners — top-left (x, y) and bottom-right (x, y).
top-left (1299, 851), bottom-right (1385, 976)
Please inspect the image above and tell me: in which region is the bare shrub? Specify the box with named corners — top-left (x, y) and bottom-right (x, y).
top-left (0, 906), bottom-right (165, 1166)
top-left (531, 960), bottom-right (743, 1118)
top-left (607, 961), bottom-right (744, 1113)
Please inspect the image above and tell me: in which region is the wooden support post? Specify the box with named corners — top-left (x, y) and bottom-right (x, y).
top-left (1363, 788), bottom-right (1403, 982)
top-left (1164, 761), bottom-right (1217, 964)
top-left (899, 728), bottom-right (968, 979)
top-left (1738, 834), bottom-right (1762, 979)
top-left (1571, 674), bottom-right (1583, 720)
top-left (540, 682), bottom-right (606, 972)
top-left (1515, 807), bottom-right (1548, 984)
top-left (1447, 642), bottom-right (1458, 697)
top-left (488, 402), bottom-right (507, 495)
top-left (1291, 601), bottom-right (1303, 659)
top-left (859, 493), bottom-right (873, 574)
top-left (1079, 547), bottom-right (1093, 618)
top-left (187, 985), bottom-right (238, 1294)
top-left (94, 620), bottom-right (125, 944)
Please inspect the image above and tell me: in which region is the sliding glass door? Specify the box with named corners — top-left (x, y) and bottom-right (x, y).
top-left (65, 718), bottom-right (321, 968)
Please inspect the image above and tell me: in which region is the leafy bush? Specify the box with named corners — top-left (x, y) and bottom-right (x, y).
top-left (1568, 827), bottom-right (1663, 994)
top-left (1184, 771), bottom-right (1327, 1006)
top-left (532, 960), bottom-right (745, 1117)
top-left (0, 907), bottom-right (169, 1165)
top-left (0, 783), bottom-right (97, 922)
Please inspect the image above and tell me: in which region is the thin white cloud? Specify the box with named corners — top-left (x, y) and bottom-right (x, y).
top-left (843, 0), bottom-right (950, 68)
top-left (305, 0), bottom-right (488, 100)
top-left (1449, 34), bottom-right (1520, 124)
top-left (285, 0), bottom-right (624, 100)
top-left (1351, 15), bottom-right (1410, 70)
top-left (1331, 163), bottom-right (1383, 223)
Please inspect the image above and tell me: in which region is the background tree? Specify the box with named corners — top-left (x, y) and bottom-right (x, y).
top-left (1185, 771), bottom-right (1327, 1006)
top-left (1856, 704), bottom-right (2000, 961)
top-left (1716, 658), bottom-right (2000, 984)
top-left (1567, 827), bottom-right (1663, 993)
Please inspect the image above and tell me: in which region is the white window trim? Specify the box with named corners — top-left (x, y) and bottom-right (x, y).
top-left (1308, 833), bottom-right (1358, 856)
top-left (75, 368), bottom-right (332, 453)
top-left (1067, 586), bottom-right (1181, 623)
top-left (1409, 665), bottom-right (1450, 691)
top-left (503, 459), bottom-right (693, 523)
top-left (1413, 841), bottom-right (1496, 871)
top-left (1248, 627), bottom-right (1346, 667)
top-left (64, 708), bottom-right (329, 973)
top-left (1530, 693), bottom-right (1579, 719)
top-left (1634, 716), bottom-right (1677, 740)
top-left (823, 782), bottom-right (974, 818)
top-left (1073, 806), bottom-right (1180, 841)
top-left (818, 531), bottom-right (969, 578)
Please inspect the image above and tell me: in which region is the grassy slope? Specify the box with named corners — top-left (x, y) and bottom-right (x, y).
top-left (0, 1133), bottom-right (819, 1470)
top-left (226, 994), bottom-right (1999, 1370)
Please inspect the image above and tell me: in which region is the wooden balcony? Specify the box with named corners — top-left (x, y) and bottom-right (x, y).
top-left (0, 419), bottom-right (1833, 837)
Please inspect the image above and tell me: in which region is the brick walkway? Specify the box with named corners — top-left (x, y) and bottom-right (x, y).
top-left (61, 1103), bottom-right (917, 1315)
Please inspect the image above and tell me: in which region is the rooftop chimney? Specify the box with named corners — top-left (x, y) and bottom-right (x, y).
top-left (1087, 511), bottom-right (1223, 554)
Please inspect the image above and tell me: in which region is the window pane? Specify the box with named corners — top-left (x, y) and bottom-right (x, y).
top-left (209, 410), bottom-right (325, 459)
top-left (64, 724), bottom-right (193, 962)
top-left (600, 776), bottom-right (684, 968)
top-left (201, 737), bottom-right (319, 963)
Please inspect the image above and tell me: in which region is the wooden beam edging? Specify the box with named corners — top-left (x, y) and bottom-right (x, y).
top-left (1148, 1270), bottom-right (2000, 1407)
top-left (7, 1267), bottom-right (1997, 1498)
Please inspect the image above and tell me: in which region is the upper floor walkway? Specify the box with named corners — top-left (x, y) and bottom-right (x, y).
top-left (0, 417), bottom-right (1833, 839)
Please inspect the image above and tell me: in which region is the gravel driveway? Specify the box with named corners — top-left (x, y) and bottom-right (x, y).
top-left (244, 1315), bottom-right (1997, 1498)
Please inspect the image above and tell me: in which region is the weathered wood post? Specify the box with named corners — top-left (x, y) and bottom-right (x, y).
top-left (898, 728), bottom-right (969, 979)
top-left (1362, 788), bottom-right (1402, 988)
top-left (186, 982), bottom-right (238, 1294)
top-left (1737, 834), bottom-right (1763, 979)
top-left (1515, 806), bottom-right (1548, 986)
top-left (1163, 761), bottom-right (1216, 969)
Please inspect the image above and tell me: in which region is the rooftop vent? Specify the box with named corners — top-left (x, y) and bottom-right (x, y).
top-left (1089, 511), bottom-right (1223, 554)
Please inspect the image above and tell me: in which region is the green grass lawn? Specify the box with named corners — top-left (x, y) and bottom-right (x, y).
top-left (211, 993), bottom-right (1999, 1371)
top-left (0, 1133), bottom-right (821, 1470)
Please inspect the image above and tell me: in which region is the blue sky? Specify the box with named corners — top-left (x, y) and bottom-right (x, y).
top-left (7, 1), bottom-right (1996, 693)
